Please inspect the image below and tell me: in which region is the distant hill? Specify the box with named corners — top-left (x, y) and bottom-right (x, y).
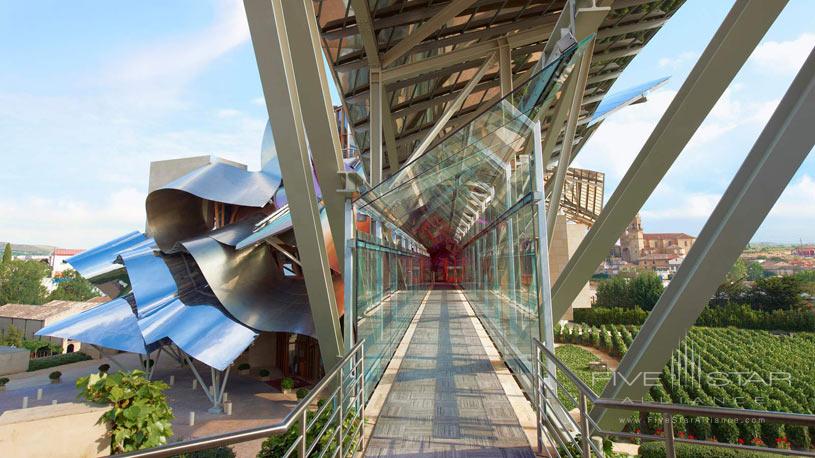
top-left (0, 242), bottom-right (55, 257)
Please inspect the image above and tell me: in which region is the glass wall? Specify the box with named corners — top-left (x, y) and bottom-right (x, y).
top-left (460, 200), bottom-right (541, 392)
top-left (354, 230), bottom-right (430, 400)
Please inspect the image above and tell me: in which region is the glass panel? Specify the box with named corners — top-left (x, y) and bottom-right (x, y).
top-left (354, 229), bottom-right (430, 401)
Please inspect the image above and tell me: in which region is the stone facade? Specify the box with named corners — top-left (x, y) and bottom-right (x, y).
top-left (619, 214), bottom-right (695, 265)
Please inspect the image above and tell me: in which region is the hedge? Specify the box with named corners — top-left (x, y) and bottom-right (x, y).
top-left (639, 441), bottom-right (779, 458)
top-left (573, 304), bottom-right (815, 331)
top-left (28, 352), bottom-right (91, 372)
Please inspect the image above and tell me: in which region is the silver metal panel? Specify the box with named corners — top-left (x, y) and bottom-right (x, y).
top-left (138, 296), bottom-right (258, 371)
top-left (208, 213), bottom-right (268, 247)
top-left (160, 161), bottom-right (280, 207)
top-left (235, 207), bottom-right (293, 250)
top-left (180, 234), bottom-right (317, 336)
top-left (36, 297), bottom-right (148, 355)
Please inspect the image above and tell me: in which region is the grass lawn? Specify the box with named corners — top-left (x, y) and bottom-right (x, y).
top-left (554, 344), bottom-right (611, 410)
top-left (28, 352), bottom-right (92, 372)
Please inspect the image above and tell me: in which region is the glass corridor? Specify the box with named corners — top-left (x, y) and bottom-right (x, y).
top-left (350, 38), bottom-right (589, 399)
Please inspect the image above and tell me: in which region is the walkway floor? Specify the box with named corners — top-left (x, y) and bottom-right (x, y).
top-left (365, 287), bottom-right (535, 457)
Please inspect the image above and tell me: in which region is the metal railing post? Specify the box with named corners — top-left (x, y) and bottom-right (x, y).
top-left (338, 365), bottom-right (345, 455)
top-left (299, 409), bottom-right (308, 458)
top-left (578, 393), bottom-right (590, 458)
top-left (534, 342), bottom-right (543, 453)
top-left (663, 414), bottom-right (676, 458)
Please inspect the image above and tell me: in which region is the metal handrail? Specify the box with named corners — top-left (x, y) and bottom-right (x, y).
top-left (532, 338), bottom-right (815, 458)
top-left (119, 341), bottom-right (365, 458)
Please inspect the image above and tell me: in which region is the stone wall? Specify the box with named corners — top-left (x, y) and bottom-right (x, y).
top-left (0, 402), bottom-right (111, 457)
top-left (0, 346), bottom-right (29, 376)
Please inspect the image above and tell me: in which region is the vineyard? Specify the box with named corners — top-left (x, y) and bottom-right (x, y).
top-left (554, 324), bottom-right (815, 450)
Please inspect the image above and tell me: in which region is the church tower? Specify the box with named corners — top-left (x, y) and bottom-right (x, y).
top-left (620, 213), bottom-right (645, 263)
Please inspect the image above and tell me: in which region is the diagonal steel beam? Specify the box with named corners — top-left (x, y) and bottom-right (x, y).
top-left (349, 0), bottom-right (381, 68)
top-left (282, 0), bottom-right (346, 269)
top-left (593, 43), bottom-right (815, 430)
top-left (244, 0), bottom-right (343, 369)
top-left (550, 0), bottom-right (787, 322)
top-left (381, 0), bottom-right (479, 67)
top-left (547, 37), bottom-right (595, 241)
top-left (405, 53), bottom-right (496, 164)
top-left (370, 68), bottom-right (383, 185)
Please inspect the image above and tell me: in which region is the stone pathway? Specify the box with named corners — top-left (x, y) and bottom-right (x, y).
top-left (365, 287), bottom-right (535, 457)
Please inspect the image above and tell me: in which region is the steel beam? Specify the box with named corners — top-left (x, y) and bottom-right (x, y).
top-left (381, 24), bottom-right (554, 84)
top-left (546, 37), bottom-right (594, 240)
top-left (383, 103), bottom-right (400, 175)
top-left (593, 44), bottom-right (815, 430)
top-left (550, 0), bottom-right (787, 322)
top-left (498, 37), bottom-right (513, 97)
top-left (405, 53), bottom-right (496, 163)
top-left (370, 68), bottom-right (384, 185)
top-left (244, 0), bottom-right (343, 368)
top-left (381, 0), bottom-right (479, 67)
top-left (349, 0), bottom-right (381, 68)
top-left (282, 0), bottom-right (346, 268)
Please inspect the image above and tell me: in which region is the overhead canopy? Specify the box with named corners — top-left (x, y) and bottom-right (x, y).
top-left (357, 39), bottom-right (586, 251)
top-left (316, 0), bottom-right (684, 175)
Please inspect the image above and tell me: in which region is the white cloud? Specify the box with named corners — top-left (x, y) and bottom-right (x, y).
top-left (641, 192), bottom-right (721, 221)
top-left (751, 32), bottom-right (815, 75)
top-left (658, 51), bottom-right (699, 70)
top-left (769, 174), bottom-right (815, 219)
top-left (108, 0), bottom-right (249, 86)
top-left (0, 189), bottom-right (147, 248)
top-left (217, 108), bottom-right (242, 118)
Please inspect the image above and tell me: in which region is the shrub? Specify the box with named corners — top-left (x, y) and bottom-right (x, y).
top-left (573, 307), bottom-right (648, 326)
top-left (0, 377), bottom-right (9, 386)
top-left (296, 388), bottom-right (309, 399)
top-left (259, 369), bottom-right (271, 377)
top-left (98, 364), bottom-right (110, 374)
top-left (237, 363), bottom-right (250, 371)
top-left (142, 358), bottom-right (155, 369)
top-left (77, 370), bottom-right (173, 453)
top-left (49, 370), bottom-right (62, 380)
top-left (28, 351), bottom-right (91, 371)
top-left (281, 377), bottom-right (294, 390)
top-left (638, 441), bottom-right (778, 457)
top-left (257, 403), bottom-right (360, 458)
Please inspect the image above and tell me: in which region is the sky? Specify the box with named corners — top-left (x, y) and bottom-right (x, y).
top-left (0, 0), bottom-right (812, 248)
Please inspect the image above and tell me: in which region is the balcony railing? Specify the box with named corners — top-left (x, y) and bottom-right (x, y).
top-left (119, 341), bottom-right (365, 458)
top-left (532, 338), bottom-right (815, 457)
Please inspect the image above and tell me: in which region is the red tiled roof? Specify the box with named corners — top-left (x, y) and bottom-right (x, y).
top-left (53, 248), bottom-right (83, 256)
top-left (643, 233), bottom-right (695, 240)
top-left (639, 254), bottom-right (680, 261)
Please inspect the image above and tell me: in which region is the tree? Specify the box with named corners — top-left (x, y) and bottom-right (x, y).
top-left (726, 259), bottom-right (747, 282)
top-left (751, 276), bottom-right (804, 311)
top-left (630, 271), bottom-right (664, 311)
top-left (746, 261), bottom-right (765, 281)
top-left (0, 260), bottom-right (49, 305)
top-left (48, 269), bottom-right (99, 302)
top-left (2, 324), bottom-right (23, 347)
top-left (594, 276), bottom-right (632, 308)
top-left (1, 244), bottom-right (11, 264)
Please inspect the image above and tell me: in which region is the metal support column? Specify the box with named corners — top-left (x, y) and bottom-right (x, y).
top-left (281, 0), bottom-right (347, 268)
top-left (369, 69), bottom-right (384, 185)
top-left (550, 0), bottom-right (787, 322)
top-left (532, 121), bottom-right (557, 394)
top-left (245, 0), bottom-right (344, 368)
top-left (498, 37), bottom-right (513, 97)
top-left (343, 198), bottom-right (356, 352)
top-left (593, 45), bottom-right (815, 430)
top-left (546, 37), bottom-right (594, 240)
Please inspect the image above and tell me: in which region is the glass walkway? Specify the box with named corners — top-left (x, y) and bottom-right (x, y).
top-left (364, 286), bottom-right (534, 457)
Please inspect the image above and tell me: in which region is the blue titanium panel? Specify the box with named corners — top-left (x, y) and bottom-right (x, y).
top-left (65, 231), bottom-right (148, 278)
top-left (117, 240), bottom-right (177, 318)
top-left (589, 77), bottom-right (670, 127)
top-left (138, 297), bottom-right (258, 371)
top-left (36, 297), bottom-right (148, 354)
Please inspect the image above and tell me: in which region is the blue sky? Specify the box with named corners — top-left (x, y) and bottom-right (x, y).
top-left (0, 0), bottom-right (812, 248)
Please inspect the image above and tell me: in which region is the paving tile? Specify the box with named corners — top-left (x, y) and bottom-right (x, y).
top-left (365, 288), bottom-right (535, 457)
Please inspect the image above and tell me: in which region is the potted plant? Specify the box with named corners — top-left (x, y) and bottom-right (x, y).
top-left (0, 377), bottom-right (9, 391)
top-left (258, 369), bottom-right (271, 382)
top-left (49, 371), bottom-right (62, 384)
top-left (296, 387), bottom-right (308, 400)
top-left (281, 377), bottom-right (294, 395)
top-left (98, 363), bottom-right (110, 375)
top-left (237, 363), bottom-right (250, 375)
